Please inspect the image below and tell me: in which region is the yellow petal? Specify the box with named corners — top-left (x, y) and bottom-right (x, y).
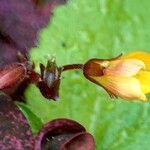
top-left (104, 59), bottom-right (145, 77)
top-left (136, 70), bottom-right (150, 94)
top-left (91, 75), bottom-right (146, 101)
top-left (122, 51), bottom-right (150, 70)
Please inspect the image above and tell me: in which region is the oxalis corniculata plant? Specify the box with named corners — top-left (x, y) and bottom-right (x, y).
top-left (1, 0), bottom-right (150, 149)
top-left (1, 51), bottom-right (150, 149)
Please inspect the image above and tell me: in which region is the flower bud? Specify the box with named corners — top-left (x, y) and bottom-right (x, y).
top-left (0, 63), bottom-right (26, 90)
top-left (83, 51), bottom-right (150, 101)
top-left (37, 58), bottom-right (61, 100)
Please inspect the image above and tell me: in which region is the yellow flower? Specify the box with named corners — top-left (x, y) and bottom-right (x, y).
top-left (83, 51), bottom-right (150, 101)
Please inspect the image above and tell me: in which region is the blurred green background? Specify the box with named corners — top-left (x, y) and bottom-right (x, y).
top-left (18, 0), bottom-right (150, 149)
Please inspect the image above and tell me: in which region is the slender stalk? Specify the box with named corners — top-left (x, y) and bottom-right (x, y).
top-left (60, 64), bottom-right (84, 72)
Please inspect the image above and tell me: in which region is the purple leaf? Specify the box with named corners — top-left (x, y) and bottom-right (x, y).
top-left (0, 94), bottom-right (34, 149)
top-left (0, 0), bottom-right (67, 67)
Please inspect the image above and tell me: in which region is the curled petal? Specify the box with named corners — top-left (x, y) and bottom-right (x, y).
top-left (34, 118), bottom-right (95, 150)
top-left (136, 70), bottom-right (150, 94)
top-left (122, 51), bottom-right (150, 70)
top-left (61, 132), bottom-right (95, 150)
top-left (91, 75), bottom-right (146, 101)
top-left (104, 59), bottom-right (145, 77)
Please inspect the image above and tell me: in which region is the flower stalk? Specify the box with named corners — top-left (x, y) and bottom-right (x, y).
top-left (61, 64), bottom-right (84, 72)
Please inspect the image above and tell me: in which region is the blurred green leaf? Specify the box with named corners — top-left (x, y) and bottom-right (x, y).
top-left (23, 0), bottom-right (150, 149)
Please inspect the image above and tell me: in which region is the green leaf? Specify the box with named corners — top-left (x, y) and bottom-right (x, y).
top-left (17, 102), bottom-right (43, 135)
top-left (24, 0), bottom-right (150, 149)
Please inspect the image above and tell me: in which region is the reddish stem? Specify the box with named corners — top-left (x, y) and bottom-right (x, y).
top-left (61, 64), bottom-right (84, 72)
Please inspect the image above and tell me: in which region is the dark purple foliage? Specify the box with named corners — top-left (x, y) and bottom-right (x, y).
top-left (0, 94), bottom-right (95, 149)
top-left (0, 0), bottom-right (67, 67)
top-left (0, 94), bottom-right (34, 149)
